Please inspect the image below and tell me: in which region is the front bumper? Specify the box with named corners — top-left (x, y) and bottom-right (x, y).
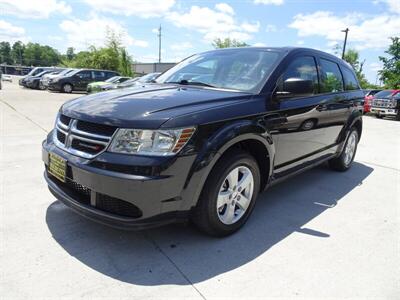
top-left (370, 107), bottom-right (398, 116)
top-left (48, 82), bottom-right (61, 91)
top-left (42, 137), bottom-right (196, 229)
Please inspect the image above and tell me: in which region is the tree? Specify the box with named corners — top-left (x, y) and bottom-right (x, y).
top-left (24, 43), bottom-right (61, 66)
top-left (11, 41), bottom-right (25, 65)
top-left (119, 48), bottom-right (133, 76)
top-left (212, 38), bottom-right (249, 49)
top-left (379, 37), bottom-right (400, 89)
top-left (0, 41), bottom-right (12, 64)
top-left (343, 49), bottom-right (378, 88)
top-left (66, 47), bottom-right (75, 61)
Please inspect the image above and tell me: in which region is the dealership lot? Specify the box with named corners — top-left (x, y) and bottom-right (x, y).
top-left (1, 79), bottom-right (399, 299)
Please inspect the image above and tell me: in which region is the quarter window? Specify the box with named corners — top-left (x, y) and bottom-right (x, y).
top-left (76, 71), bottom-right (91, 79)
top-left (342, 67), bottom-right (360, 90)
top-left (320, 59), bottom-right (344, 93)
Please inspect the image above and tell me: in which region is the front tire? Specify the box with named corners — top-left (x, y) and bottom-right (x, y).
top-left (192, 150), bottom-right (260, 237)
top-left (62, 83), bottom-right (73, 93)
top-left (329, 128), bottom-right (359, 172)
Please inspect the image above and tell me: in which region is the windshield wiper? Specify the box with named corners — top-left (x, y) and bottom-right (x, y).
top-left (166, 79), bottom-right (216, 88)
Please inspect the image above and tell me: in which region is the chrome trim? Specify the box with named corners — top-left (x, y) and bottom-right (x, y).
top-left (53, 116), bottom-right (116, 159)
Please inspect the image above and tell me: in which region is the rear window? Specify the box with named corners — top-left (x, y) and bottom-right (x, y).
top-left (374, 90), bottom-right (394, 98)
top-left (341, 67), bottom-right (360, 90)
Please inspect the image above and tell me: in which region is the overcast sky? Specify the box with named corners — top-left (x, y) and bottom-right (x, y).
top-left (0, 0), bottom-right (399, 83)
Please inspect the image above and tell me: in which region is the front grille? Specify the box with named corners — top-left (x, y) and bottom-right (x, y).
top-left (54, 115), bottom-right (115, 159)
top-left (96, 194), bottom-right (142, 218)
top-left (47, 170), bottom-right (142, 218)
top-left (372, 99), bottom-right (393, 108)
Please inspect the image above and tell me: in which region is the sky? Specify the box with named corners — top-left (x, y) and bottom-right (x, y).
top-left (0, 0), bottom-right (399, 83)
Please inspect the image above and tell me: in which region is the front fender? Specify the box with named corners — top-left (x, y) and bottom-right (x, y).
top-left (180, 119), bottom-right (275, 211)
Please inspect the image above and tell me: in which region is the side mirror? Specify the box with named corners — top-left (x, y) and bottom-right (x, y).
top-left (276, 78), bottom-right (314, 98)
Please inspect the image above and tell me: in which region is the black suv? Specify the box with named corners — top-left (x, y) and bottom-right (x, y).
top-left (48, 69), bottom-right (119, 93)
top-left (42, 47), bottom-right (363, 236)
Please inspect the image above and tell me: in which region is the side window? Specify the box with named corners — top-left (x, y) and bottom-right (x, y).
top-left (76, 71), bottom-right (91, 79)
top-left (341, 67), bottom-right (360, 90)
top-left (276, 56), bottom-right (319, 98)
top-left (93, 71), bottom-right (105, 80)
top-left (320, 59), bottom-right (344, 93)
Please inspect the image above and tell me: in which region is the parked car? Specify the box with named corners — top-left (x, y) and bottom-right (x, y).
top-left (42, 47), bottom-right (363, 236)
top-left (1, 74), bottom-right (12, 82)
top-left (86, 76), bottom-right (131, 93)
top-left (109, 72), bottom-right (161, 90)
top-left (363, 89), bottom-right (382, 113)
top-left (19, 67), bottom-right (59, 86)
top-left (40, 68), bottom-right (76, 90)
top-left (25, 70), bottom-right (62, 89)
top-left (48, 69), bottom-right (119, 93)
top-left (370, 90), bottom-right (400, 120)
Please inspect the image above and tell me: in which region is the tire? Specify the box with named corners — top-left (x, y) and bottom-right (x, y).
top-left (376, 114), bottom-right (383, 119)
top-left (62, 83), bottom-right (73, 93)
top-left (39, 82), bottom-right (46, 90)
top-left (329, 128), bottom-right (359, 172)
top-left (192, 150), bottom-right (261, 237)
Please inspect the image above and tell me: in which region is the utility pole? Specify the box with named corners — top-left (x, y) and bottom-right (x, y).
top-left (341, 28), bottom-right (349, 59)
top-left (158, 25), bottom-right (162, 63)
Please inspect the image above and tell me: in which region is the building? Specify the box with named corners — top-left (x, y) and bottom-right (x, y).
top-left (132, 62), bottom-right (176, 76)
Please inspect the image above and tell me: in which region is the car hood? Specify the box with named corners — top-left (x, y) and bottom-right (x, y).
top-left (89, 81), bottom-right (107, 87)
top-left (61, 84), bottom-right (253, 128)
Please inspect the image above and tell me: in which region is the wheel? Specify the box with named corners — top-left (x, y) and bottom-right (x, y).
top-left (62, 83), bottom-right (73, 93)
top-left (329, 128), bottom-right (359, 172)
top-left (192, 150), bottom-right (260, 236)
top-left (39, 82), bottom-right (46, 90)
top-left (376, 114), bottom-right (383, 119)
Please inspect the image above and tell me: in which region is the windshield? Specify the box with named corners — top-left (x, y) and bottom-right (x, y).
top-left (138, 73), bottom-right (160, 83)
top-left (105, 76), bottom-right (120, 83)
top-left (35, 70), bottom-right (50, 77)
top-left (156, 49), bottom-right (281, 92)
top-left (374, 90), bottom-right (394, 98)
top-left (119, 77), bottom-right (140, 87)
top-left (58, 69), bottom-right (74, 76)
top-left (27, 68), bottom-right (43, 76)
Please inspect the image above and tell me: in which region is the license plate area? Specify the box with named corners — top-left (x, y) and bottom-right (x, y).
top-left (48, 152), bottom-right (67, 183)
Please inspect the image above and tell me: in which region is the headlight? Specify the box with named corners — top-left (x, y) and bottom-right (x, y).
top-left (109, 127), bottom-right (196, 156)
top-left (389, 99), bottom-right (397, 108)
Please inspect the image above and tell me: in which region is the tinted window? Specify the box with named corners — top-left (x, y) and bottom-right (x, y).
top-left (157, 49), bottom-right (281, 92)
top-left (93, 71), bottom-right (105, 80)
top-left (342, 67), bottom-right (359, 90)
top-left (76, 71), bottom-right (91, 79)
top-left (276, 56), bottom-right (319, 97)
top-left (374, 90), bottom-right (394, 98)
top-left (320, 59), bottom-right (344, 93)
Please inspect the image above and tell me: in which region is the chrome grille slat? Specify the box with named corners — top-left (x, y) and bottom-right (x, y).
top-left (54, 114), bottom-right (116, 159)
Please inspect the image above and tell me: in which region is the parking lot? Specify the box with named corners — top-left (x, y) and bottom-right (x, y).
top-left (1, 78), bottom-right (399, 299)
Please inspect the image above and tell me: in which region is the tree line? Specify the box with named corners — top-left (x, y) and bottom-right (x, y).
top-left (0, 31), bottom-right (133, 76)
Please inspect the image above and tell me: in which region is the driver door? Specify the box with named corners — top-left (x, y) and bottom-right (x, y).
top-left (271, 56), bottom-right (331, 168)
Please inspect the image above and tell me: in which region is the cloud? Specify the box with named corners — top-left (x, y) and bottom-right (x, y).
top-left (0, 0), bottom-right (71, 19)
top-left (0, 20), bottom-right (30, 43)
top-left (166, 4), bottom-right (259, 42)
top-left (289, 11), bottom-right (400, 50)
top-left (83, 0), bottom-right (175, 18)
top-left (253, 42), bottom-right (267, 47)
top-left (253, 0), bottom-right (284, 5)
top-left (59, 15), bottom-right (148, 51)
top-left (374, 0), bottom-right (400, 13)
top-left (265, 24), bottom-right (277, 32)
top-left (215, 3), bottom-right (235, 15)
top-left (170, 42), bottom-right (193, 51)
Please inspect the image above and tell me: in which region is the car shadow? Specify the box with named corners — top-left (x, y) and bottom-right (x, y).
top-left (46, 162), bottom-right (373, 285)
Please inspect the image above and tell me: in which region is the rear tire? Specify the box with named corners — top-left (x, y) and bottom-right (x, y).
top-left (62, 83), bottom-right (73, 93)
top-left (329, 128), bottom-right (359, 172)
top-left (192, 150), bottom-right (260, 237)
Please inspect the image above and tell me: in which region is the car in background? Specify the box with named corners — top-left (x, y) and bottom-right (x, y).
top-left (19, 67), bottom-right (59, 86)
top-left (25, 70), bottom-right (60, 89)
top-left (40, 68), bottom-right (76, 90)
top-left (86, 76), bottom-right (131, 93)
top-left (1, 74), bottom-right (12, 82)
top-left (48, 69), bottom-right (119, 93)
top-left (363, 89), bottom-right (382, 113)
top-left (370, 90), bottom-right (400, 120)
top-left (110, 72), bottom-right (161, 90)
